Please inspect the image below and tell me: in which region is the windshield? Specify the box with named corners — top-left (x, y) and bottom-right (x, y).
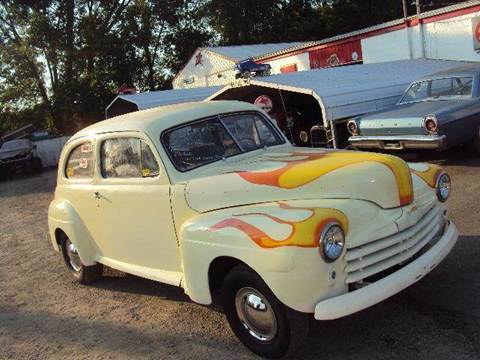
top-left (162, 112), bottom-right (284, 172)
top-left (400, 77), bottom-right (473, 104)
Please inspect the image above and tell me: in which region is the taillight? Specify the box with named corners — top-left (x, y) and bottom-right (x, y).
top-left (424, 116), bottom-right (438, 134)
top-left (347, 120), bottom-right (359, 135)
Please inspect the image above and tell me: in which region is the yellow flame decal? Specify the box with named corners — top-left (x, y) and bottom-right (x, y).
top-left (411, 164), bottom-right (443, 188)
top-left (210, 203), bottom-right (348, 248)
top-left (239, 151), bottom-right (414, 206)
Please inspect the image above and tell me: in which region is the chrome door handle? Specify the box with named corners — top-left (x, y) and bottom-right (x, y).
top-left (94, 191), bottom-right (101, 199)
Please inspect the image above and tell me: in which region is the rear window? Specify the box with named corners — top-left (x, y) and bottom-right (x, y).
top-left (65, 142), bottom-right (95, 179)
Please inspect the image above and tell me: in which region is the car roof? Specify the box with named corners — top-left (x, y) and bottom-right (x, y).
top-left (418, 63), bottom-right (480, 81)
top-left (71, 100), bottom-right (262, 141)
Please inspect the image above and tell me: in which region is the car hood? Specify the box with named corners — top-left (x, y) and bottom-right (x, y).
top-left (185, 147), bottom-right (417, 212)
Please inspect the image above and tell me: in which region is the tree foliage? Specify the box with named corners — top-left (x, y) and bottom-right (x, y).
top-left (0, 0), bottom-right (463, 136)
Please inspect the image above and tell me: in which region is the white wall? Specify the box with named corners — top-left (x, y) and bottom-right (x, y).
top-left (264, 52), bottom-right (311, 74)
top-left (362, 10), bottom-right (480, 64)
top-left (35, 136), bottom-right (69, 168)
top-left (173, 50), bottom-right (236, 89)
top-left (424, 12), bottom-right (480, 62)
top-left (362, 29), bottom-right (412, 63)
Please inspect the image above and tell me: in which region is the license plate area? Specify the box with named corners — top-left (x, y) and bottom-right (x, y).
top-left (383, 141), bottom-right (403, 150)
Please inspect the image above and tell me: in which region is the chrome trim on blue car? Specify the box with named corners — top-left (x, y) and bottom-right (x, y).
top-left (348, 135), bottom-right (446, 150)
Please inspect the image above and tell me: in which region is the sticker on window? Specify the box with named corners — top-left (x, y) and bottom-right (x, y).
top-left (67, 167), bottom-right (74, 177)
top-left (142, 168), bottom-right (151, 177)
top-left (79, 158), bottom-right (88, 169)
top-left (81, 143), bottom-right (93, 153)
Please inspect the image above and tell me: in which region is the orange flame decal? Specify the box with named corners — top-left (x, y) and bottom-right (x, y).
top-left (411, 164), bottom-right (443, 188)
top-left (209, 203), bottom-right (348, 248)
top-left (238, 151), bottom-right (414, 206)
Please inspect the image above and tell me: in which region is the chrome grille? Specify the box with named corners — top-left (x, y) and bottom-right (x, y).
top-left (345, 206), bottom-right (445, 284)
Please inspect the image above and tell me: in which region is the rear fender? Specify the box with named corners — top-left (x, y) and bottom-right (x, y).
top-left (48, 199), bottom-right (99, 266)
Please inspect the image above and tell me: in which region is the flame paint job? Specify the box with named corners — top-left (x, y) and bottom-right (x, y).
top-left (209, 202), bottom-right (348, 248)
top-left (238, 151), bottom-right (414, 206)
top-left (411, 164), bottom-right (444, 188)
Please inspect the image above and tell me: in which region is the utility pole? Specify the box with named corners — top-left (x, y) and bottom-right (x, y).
top-left (402, 0), bottom-right (408, 20)
top-left (416, 0), bottom-right (426, 58)
top-left (416, 0), bottom-right (422, 17)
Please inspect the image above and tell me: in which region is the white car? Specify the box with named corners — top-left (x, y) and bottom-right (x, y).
top-left (48, 101), bottom-right (458, 358)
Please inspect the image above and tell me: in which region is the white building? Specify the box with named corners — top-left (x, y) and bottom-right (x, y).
top-left (172, 43), bottom-right (304, 89)
top-left (173, 1), bottom-right (480, 90)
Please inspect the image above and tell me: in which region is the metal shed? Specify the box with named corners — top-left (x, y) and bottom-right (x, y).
top-left (206, 59), bottom-right (473, 147)
top-left (105, 86), bottom-right (222, 119)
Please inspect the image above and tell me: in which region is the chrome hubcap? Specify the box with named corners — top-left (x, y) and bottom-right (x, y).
top-left (66, 239), bottom-right (82, 272)
top-left (235, 287), bottom-right (277, 342)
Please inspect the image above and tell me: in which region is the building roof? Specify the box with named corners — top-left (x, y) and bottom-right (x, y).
top-left (205, 42), bottom-right (305, 61)
top-left (79, 101), bottom-right (261, 141)
top-left (208, 59), bottom-right (473, 126)
top-left (105, 86), bottom-right (222, 118)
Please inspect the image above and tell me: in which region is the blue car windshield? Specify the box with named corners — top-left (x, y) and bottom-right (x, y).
top-left (400, 76), bottom-right (473, 104)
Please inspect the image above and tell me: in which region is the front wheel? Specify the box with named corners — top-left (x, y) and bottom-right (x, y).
top-left (223, 265), bottom-right (309, 358)
top-left (60, 237), bottom-right (103, 284)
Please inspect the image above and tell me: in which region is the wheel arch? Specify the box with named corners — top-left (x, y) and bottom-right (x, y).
top-left (208, 256), bottom-right (246, 301)
top-left (48, 199), bottom-right (98, 266)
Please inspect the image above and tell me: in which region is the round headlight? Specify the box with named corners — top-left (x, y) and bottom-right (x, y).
top-left (320, 223), bottom-right (345, 262)
top-left (436, 172), bottom-right (451, 202)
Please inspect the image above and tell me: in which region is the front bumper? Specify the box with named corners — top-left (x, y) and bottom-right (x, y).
top-left (349, 135), bottom-right (446, 150)
top-left (314, 221), bottom-right (458, 320)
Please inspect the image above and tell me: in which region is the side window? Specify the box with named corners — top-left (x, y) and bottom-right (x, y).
top-left (65, 142), bottom-right (95, 179)
top-left (101, 138), bottom-right (160, 178)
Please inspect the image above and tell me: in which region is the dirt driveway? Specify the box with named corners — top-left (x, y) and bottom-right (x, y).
top-left (1, 151), bottom-right (479, 360)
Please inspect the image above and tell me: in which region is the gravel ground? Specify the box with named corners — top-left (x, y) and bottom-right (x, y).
top-left (0, 150), bottom-right (479, 360)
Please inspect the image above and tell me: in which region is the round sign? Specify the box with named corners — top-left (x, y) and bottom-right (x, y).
top-left (475, 23), bottom-right (480, 42)
top-left (254, 95), bottom-right (273, 113)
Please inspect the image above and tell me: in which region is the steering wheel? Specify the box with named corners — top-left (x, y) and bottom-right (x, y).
top-left (238, 138), bottom-right (257, 150)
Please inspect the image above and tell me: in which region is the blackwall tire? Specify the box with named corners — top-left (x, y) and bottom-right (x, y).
top-left (60, 237), bottom-right (103, 284)
top-left (223, 265), bottom-right (309, 358)
top-left (474, 127), bottom-right (480, 154)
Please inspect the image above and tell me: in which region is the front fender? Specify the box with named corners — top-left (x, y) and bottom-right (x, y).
top-left (48, 199), bottom-right (98, 266)
top-left (179, 200), bottom-right (388, 313)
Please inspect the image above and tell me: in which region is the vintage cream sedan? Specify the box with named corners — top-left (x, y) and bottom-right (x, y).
top-left (48, 101), bottom-right (458, 358)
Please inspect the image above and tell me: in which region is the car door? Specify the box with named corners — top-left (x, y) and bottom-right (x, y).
top-left (94, 132), bottom-right (182, 284)
top-left (62, 139), bottom-right (108, 256)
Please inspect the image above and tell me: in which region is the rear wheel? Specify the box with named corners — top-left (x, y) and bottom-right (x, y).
top-left (223, 265), bottom-right (309, 358)
top-left (474, 127), bottom-right (480, 154)
top-left (60, 237), bottom-right (103, 284)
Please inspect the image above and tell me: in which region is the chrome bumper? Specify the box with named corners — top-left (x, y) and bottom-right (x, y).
top-left (348, 135), bottom-right (446, 150)
top-left (314, 221), bottom-right (458, 320)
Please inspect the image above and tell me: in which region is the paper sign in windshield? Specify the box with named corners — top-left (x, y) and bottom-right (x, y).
top-left (79, 158), bottom-right (88, 169)
top-left (81, 143), bottom-right (92, 153)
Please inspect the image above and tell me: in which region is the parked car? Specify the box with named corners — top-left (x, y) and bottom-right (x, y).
top-left (235, 58), bottom-right (271, 79)
top-left (347, 64), bottom-right (480, 152)
top-left (0, 138), bottom-right (42, 179)
top-left (48, 101), bottom-right (458, 358)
